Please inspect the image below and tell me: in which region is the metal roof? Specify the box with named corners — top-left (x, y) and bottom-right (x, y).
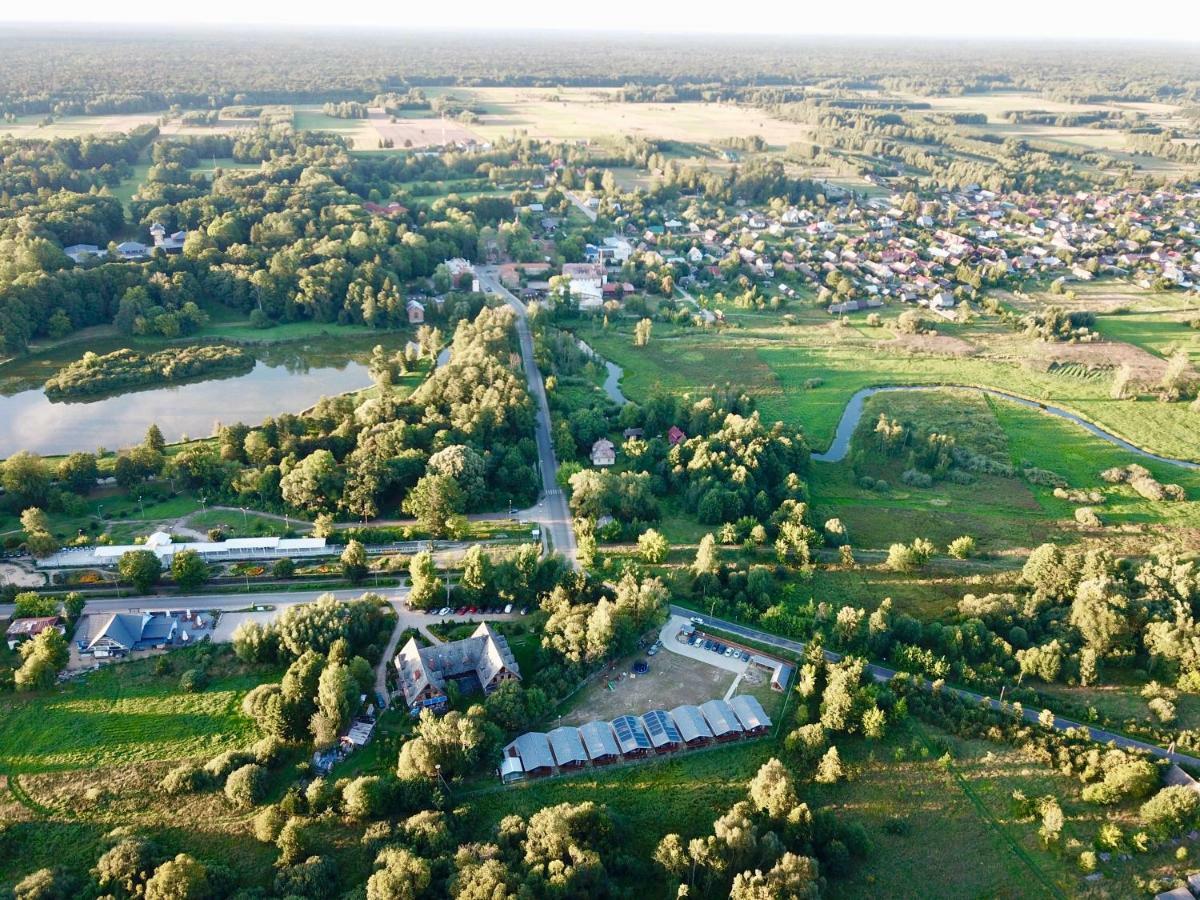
top-left (506, 732), bottom-right (555, 771)
top-left (611, 715), bottom-right (652, 754)
top-left (699, 699), bottom-right (744, 736)
top-left (579, 721), bottom-right (620, 759)
top-left (547, 726), bottom-right (587, 766)
top-left (730, 694), bottom-right (772, 731)
top-left (640, 709), bottom-right (682, 748)
top-left (669, 705), bottom-right (713, 743)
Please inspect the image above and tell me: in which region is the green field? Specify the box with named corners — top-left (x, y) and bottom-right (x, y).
top-left (1093, 310), bottom-right (1200, 364)
top-left (0, 653), bottom-right (264, 775)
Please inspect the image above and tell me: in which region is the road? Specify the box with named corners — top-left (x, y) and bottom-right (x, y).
top-left (674, 604), bottom-right (1200, 769)
top-left (564, 191), bottom-right (598, 222)
top-left (477, 266), bottom-right (578, 568)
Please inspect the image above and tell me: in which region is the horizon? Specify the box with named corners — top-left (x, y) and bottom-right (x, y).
top-left (1, 1), bottom-right (1198, 43)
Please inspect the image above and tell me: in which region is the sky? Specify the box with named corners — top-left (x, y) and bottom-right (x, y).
top-left (2, 0), bottom-right (1199, 41)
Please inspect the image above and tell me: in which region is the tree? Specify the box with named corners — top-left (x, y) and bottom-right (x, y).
top-left (144, 853), bottom-right (212, 900)
top-left (224, 763), bottom-right (268, 808)
top-left (1070, 576), bottom-right (1128, 656)
top-left (367, 847), bottom-right (431, 900)
top-left (15, 626), bottom-right (70, 690)
top-left (427, 444), bottom-right (487, 510)
top-left (2, 451), bottom-right (50, 507)
top-left (814, 746), bottom-right (844, 783)
top-left (171, 549), bottom-right (208, 591)
top-left (119, 549), bottom-right (162, 593)
top-left (144, 424), bottom-right (166, 454)
top-left (459, 545), bottom-right (493, 602)
top-left (20, 507), bottom-right (58, 559)
top-left (693, 533), bottom-right (718, 576)
top-left (634, 317), bottom-right (653, 347)
top-left (637, 528), bottom-right (670, 563)
top-left (93, 836), bottom-right (159, 897)
top-left (730, 853), bottom-right (820, 900)
top-left (403, 474), bottom-right (464, 537)
top-left (408, 551), bottom-right (444, 610)
top-left (312, 661), bottom-right (354, 748)
top-left (947, 535), bottom-right (976, 559)
top-left (12, 868), bottom-right (77, 900)
top-left (343, 775), bottom-right (389, 820)
top-left (340, 540), bottom-right (369, 584)
top-left (748, 758), bottom-right (798, 820)
top-left (281, 449), bottom-right (342, 514)
top-left (57, 452), bottom-right (98, 494)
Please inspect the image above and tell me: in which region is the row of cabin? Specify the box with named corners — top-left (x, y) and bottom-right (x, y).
top-left (499, 695), bottom-right (771, 783)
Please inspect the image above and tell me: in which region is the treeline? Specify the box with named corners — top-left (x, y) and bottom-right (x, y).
top-left (43, 345), bottom-right (253, 400)
top-left (322, 101), bottom-right (368, 119)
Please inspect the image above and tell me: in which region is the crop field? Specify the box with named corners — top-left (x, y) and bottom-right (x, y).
top-left (441, 86), bottom-right (815, 145)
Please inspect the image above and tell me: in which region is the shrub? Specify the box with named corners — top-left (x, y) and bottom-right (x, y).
top-left (1140, 786), bottom-right (1200, 834)
top-left (203, 750), bottom-right (251, 781)
top-left (224, 763), bottom-right (269, 808)
top-left (178, 669), bottom-right (208, 693)
top-left (254, 806), bottom-right (287, 843)
top-left (252, 735), bottom-right (288, 768)
top-left (947, 535), bottom-right (976, 559)
top-left (160, 763), bottom-right (206, 796)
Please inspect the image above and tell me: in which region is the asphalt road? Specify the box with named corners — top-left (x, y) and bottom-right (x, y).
top-left (477, 266), bottom-right (578, 568)
top-left (675, 604), bottom-right (1200, 769)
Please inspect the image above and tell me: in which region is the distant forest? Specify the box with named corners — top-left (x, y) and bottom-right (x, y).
top-left (0, 28), bottom-right (1198, 114)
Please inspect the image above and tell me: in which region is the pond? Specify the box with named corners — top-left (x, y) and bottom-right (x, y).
top-left (0, 340), bottom-right (381, 457)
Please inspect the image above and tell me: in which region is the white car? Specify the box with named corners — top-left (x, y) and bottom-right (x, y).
top-left (504, 604), bottom-right (513, 614)
top-left (438, 607), bottom-right (451, 616)
top-left (690, 616), bottom-right (704, 625)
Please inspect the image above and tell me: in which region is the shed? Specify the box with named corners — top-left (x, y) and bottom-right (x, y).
top-left (547, 726), bottom-right (587, 769)
top-left (579, 721), bottom-right (620, 764)
top-left (700, 699), bottom-right (744, 741)
top-left (730, 695), bottom-right (772, 734)
top-left (640, 709), bottom-right (682, 752)
top-left (611, 715), bottom-right (652, 757)
top-left (669, 705), bottom-right (713, 746)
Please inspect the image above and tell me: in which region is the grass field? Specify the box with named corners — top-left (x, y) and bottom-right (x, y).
top-left (1093, 310), bottom-right (1200, 365)
top-left (0, 650), bottom-right (265, 775)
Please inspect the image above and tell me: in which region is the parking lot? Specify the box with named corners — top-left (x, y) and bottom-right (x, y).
top-left (657, 615), bottom-right (752, 675)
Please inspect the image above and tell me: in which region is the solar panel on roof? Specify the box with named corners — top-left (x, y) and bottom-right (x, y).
top-left (612, 715), bottom-right (651, 749)
top-left (643, 709), bottom-right (681, 743)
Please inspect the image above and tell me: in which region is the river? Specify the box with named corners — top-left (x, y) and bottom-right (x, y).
top-left (811, 385), bottom-right (1200, 470)
top-left (0, 357), bottom-right (372, 457)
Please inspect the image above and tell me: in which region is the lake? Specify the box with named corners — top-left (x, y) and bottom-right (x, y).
top-left (0, 356), bottom-right (372, 457)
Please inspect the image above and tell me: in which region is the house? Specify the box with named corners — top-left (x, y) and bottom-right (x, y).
top-left (686, 246), bottom-right (704, 264)
top-left (590, 438), bottom-right (616, 467)
top-left (5, 616), bottom-right (65, 651)
top-left (444, 258), bottom-right (475, 287)
top-left (393, 622), bottom-right (520, 713)
top-left (149, 223), bottom-right (187, 252)
top-left (363, 201), bottom-right (408, 218)
top-left (547, 726), bottom-right (588, 769)
top-left (667, 425), bottom-right (686, 446)
top-left (86, 612), bottom-right (180, 657)
top-left (406, 299), bottom-right (425, 324)
top-left (700, 699), bottom-right (744, 741)
top-left (115, 241), bottom-right (149, 261)
top-left (502, 732), bottom-right (555, 778)
top-left (730, 695), bottom-right (772, 735)
top-left (668, 705), bottom-right (713, 746)
top-left (611, 715), bottom-right (653, 758)
top-left (63, 244), bottom-right (108, 264)
top-left (579, 720), bottom-right (620, 765)
top-left (639, 709), bottom-right (683, 753)
top-left (562, 262), bottom-right (606, 309)
top-left (622, 427), bottom-right (644, 439)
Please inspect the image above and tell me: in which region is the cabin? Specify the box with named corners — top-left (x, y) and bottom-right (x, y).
top-left (547, 726), bottom-right (588, 770)
top-left (611, 715), bottom-right (653, 759)
top-left (669, 705), bottom-right (713, 747)
top-left (640, 709), bottom-right (683, 753)
top-left (406, 299), bottom-right (425, 324)
top-left (730, 694), bottom-right (772, 735)
top-left (502, 732), bottom-right (555, 778)
top-left (700, 699), bottom-right (745, 742)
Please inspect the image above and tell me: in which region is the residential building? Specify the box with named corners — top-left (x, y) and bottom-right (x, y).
top-left (590, 438), bottom-right (616, 467)
top-left (393, 622), bottom-right (520, 713)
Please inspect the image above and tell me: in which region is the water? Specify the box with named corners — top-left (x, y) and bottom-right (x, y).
top-left (0, 358), bottom-right (372, 456)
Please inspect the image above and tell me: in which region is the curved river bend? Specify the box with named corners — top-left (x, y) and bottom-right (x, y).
top-left (810, 385), bottom-right (1200, 470)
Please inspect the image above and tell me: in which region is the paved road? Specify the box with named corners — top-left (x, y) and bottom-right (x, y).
top-left (811, 384), bottom-right (1200, 468)
top-left (477, 266), bottom-right (578, 568)
top-left (675, 604), bottom-right (1200, 769)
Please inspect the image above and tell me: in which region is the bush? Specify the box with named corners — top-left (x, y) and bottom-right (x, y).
top-left (160, 763), bottom-right (206, 796)
top-left (252, 735), bottom-right (287, 768)
top-left (900, 468), bottom-right (933, 488)
top-left (254, 805), bottom-right (287, 843)
top-left (178, 669), bottom-right (208, 693)
top-left (203, 750), bottom-right (251, 781)
top-left (947, 535), bottom-right (976, 559)
top-left (1140, 786), bottom-right (1200, 834)
top-left (224, 763), bottom-right (269, 808)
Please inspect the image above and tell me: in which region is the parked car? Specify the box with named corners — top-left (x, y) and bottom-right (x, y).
top-left (714, 643), bottom-right (726, 654)
top-left (703, 640), bottom-right (714, 651)
top-left (741, 650), bottom-right (750, 661)
top-left (504, 604), bottom-right (513, 614)
top-left (725, 647), bottom-right (735, 657)
top-left (437, 607), bottom-right (451, 616)
top-left (690, 616), bottom-right (704, 625)
top-left (647, 645), bottom-right (659, 656)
